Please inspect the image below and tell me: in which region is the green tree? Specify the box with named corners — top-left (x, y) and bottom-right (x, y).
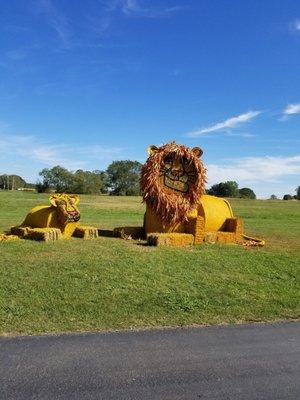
top-left (207, 181), bottom-right (239, 198)
top-left (36, 181), bottom-right (51, 193)
top-left (39, 166), bottom-right (73, 193)
top-left (283, 194), bottom-right (293, 200)
top-left (106, 160), bottom-right (142, 195)
top-left (296, 186), bottom-right (300, 200)
top-left (72, 170), bottom-right (107, 194)
top-left (37, 166), bottom-right (108, 194)
top-left (269, 194), bottom-right (277, 200)
top-left (239, 187), bottom-right (256, 199)
top-left (0, 174), bottom-right (26, 190)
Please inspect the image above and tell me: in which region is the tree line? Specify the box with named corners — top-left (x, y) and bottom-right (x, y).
top-left (2, 166), bottom-right (299, 200)
top-left (282, 187), bottom-right (300, 200)
top-left (36, 161), bottom-right (142, 195)
top-left (36, 165), bottom-right (259, 198)
top-left (0, 174), bottom-right (34, 190)
top-left (206, 181), bottom-right (256, 199)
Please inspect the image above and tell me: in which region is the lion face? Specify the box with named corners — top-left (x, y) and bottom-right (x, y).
top-left (141, 142), bottom-right (207, 225)
top-left (50, 194), bottom-right (81, 225)
top-left (160, 152), bottom-right (197, 194)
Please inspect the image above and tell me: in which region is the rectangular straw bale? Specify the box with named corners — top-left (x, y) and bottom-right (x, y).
top-left (147, 233), bottom-right (194, 247)
top-left (26, 228), bottom-right (62, 241)
top-left (73, 226), bottom-right (99, 239)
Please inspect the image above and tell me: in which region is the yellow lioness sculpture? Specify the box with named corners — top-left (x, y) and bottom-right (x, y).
top-left (11, 194), bottom-right (98, 241)
top-left (115, 141), bottom-right (245, 246)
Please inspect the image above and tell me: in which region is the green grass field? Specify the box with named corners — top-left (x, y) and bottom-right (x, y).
top-left (0, 191), bottom-right (299, 335)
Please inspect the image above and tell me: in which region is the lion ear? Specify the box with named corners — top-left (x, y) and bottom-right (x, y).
top-left (147, 145), bottom-right (158, 156)
top-left (192, 147), bottom-right (203, 158)
top-left (49, 195), bottom-right (59, 207)
top-left (69, 194), bottom-right (79, 205)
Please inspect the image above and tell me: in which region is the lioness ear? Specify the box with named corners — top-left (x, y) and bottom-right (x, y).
top-left (147, 145), bottom-right (158, 156)
top-left (49, 195), bottom-right (59, 207)
top-left (69, 194), bottom-right (79, 205)
top-left (192, 147), bottom-right (203, 158)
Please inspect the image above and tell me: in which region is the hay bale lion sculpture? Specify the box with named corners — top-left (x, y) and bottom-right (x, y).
top-left (115, 141), bottom-right (263, 247)
top-left (10, 194), bottom-right (98, 241)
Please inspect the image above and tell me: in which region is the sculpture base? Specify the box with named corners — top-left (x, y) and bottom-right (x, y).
top-left (204, 231), bottom-right (242, 244)
top-left (10, 225), bottom-right (98, 241)
top-left (0, 234), bottom-right (20, 241)
top-left (27, 228), bottom-right (62, 241)
top-left (147, 233), bottom-right (194, 247)
top-left (73, 226), bottom-right (99, 239)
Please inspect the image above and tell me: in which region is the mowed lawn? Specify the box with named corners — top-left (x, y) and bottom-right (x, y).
top-left (0, 191), bottom-right (299, 335)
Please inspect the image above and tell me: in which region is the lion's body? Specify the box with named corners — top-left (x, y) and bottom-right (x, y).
top-left (11, 194), bottom-right (98, 241)
top-left (21, 205), bottom-right (78, 238)
top-left (144, 194), bottom-right (234, 234)
top-left (144, 193), bottom-right (243, 246)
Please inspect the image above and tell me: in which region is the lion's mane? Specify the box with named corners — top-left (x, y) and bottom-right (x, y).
top-left (141, 142), bottom-right (207, 225)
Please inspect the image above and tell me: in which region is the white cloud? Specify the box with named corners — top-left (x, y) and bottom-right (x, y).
top-left (104, 0), bottom-right (184, 18)
top-left (207, 155), bottom-right (300, 198)
top-left (207, 155), bottom-right (300, 185)
top-left (290, 19), bottom-right (300, 32)
top-left (0, 136), bottom-right (78, 168)
top-left (122, 0), bottom-right (143, 14)
top-left (28, 145), bottom-right (79, 167)
top-left (283, 103), bottom-right (300, 115)
top-left (0, 134), bottom-right (123, 172)
top-left (186, 111), bottom-right (261, 137)
top-left (35, 0), bottom-right (72, 47)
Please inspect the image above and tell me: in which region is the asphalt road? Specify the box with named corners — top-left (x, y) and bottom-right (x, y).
top-left (1, 322), bottom-right (299, 400)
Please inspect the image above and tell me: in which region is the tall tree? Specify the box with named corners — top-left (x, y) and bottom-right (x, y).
top-left (39, 166), bottom-right (74, 193)
top-left (296, 186), bottom-right (300, 200)
top-left (207, 181), bottom-right (239, 198)
top-left (72, 169), bottom-right (108, 194)
top-left (106, 160), bottom-right (142, 195)
top-left (0, 174), bottom-right (26, 190)
top-left (239, 187), bottom-right (256, 199)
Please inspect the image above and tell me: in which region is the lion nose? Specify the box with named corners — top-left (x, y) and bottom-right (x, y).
top-left (172, 166), bottom-right (184, 177)
top-left (173, 170), bottom-right (181, 177)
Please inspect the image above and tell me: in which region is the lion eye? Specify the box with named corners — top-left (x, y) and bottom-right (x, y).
top-left (182, 157), bottom-right (189, 165)
top-left (164, 155), bottom-right (173, 164)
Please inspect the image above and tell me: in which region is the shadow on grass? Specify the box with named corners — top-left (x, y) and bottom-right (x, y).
top-left (98, 229), bottom-right (114, 238)
top-left (98, 228), bottom-right (149, 246)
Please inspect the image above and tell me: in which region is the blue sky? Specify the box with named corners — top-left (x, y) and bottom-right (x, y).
top-left (0, 0), bottom-right (300, 198)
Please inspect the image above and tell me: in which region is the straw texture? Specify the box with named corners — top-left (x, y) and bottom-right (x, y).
top-left (141, 141), bottom-right (207, 226)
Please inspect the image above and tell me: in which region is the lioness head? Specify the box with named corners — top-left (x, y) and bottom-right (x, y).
top-left (49, 194), bottom-right (81, 225)
top-left (141, 141), bottom-right (207, 225)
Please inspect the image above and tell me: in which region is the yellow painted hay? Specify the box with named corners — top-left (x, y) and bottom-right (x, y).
top-left (73, 226), bottom-right (99, 239)
top-left (141, 141), bottom-right (207, 226)
top-left (147, 232), bottom-right (194, 247)
top-left (0, 234), bottom-right (20, 242)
